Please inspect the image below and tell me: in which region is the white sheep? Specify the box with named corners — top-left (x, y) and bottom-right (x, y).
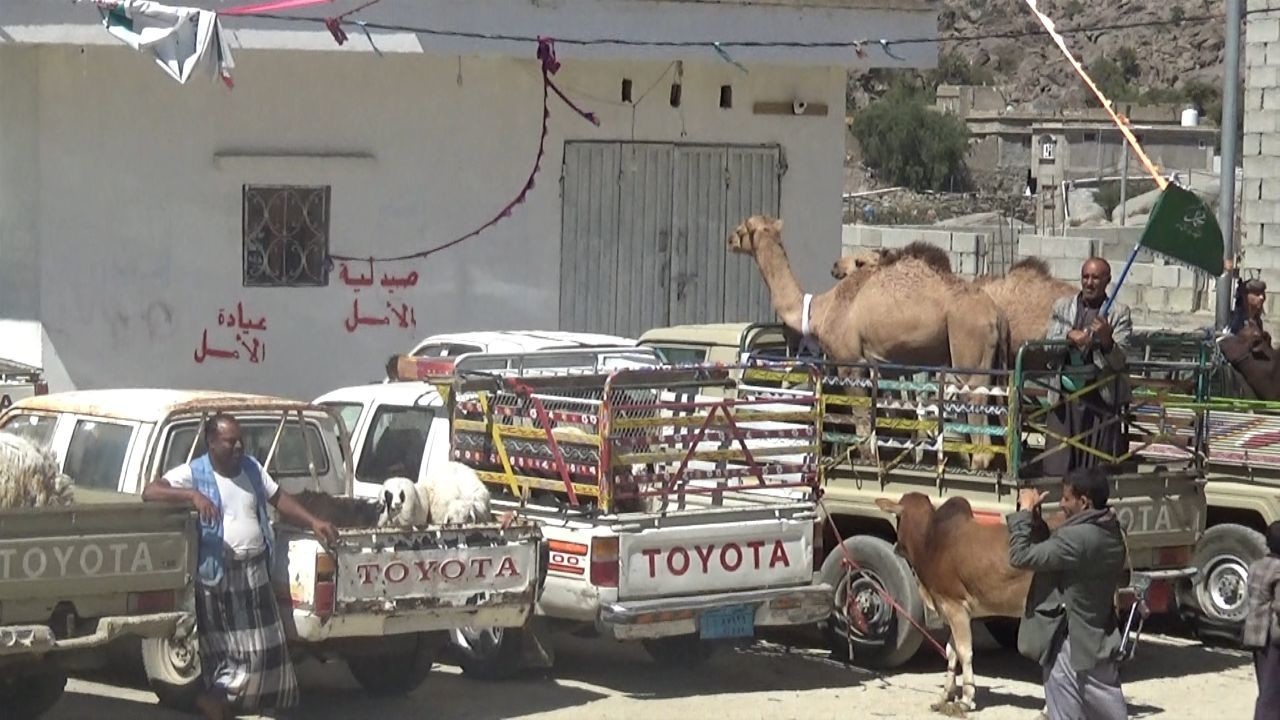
top-left (418, 461), bottom-right (492, 525)
top-left (0, 432), bottom-right (74, 510)
top-left (378, 476), bottom-right (430, 527)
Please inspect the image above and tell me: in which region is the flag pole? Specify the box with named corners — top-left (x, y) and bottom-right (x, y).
top-left (1103, 243), bottom-right (1141, 315)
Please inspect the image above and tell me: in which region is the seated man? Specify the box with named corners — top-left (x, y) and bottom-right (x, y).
top-left (1218, 276), bottom-right (1280, 401)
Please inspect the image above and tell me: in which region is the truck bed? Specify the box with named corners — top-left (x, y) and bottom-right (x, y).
top-left (0, 502), bottom-right (196, 657)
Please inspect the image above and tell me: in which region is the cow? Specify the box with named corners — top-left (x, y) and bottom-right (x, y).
top-left (875, 492), bottom-right (1045, 716)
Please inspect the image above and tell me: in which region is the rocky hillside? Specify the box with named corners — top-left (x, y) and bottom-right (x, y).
top-left (852, 0), bottom-right (1226, 113)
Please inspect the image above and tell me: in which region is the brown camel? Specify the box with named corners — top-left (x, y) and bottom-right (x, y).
top-left (729, 216), bottom-right (1006, 470)
top-left (834, 253), bottom-right (1076, 362)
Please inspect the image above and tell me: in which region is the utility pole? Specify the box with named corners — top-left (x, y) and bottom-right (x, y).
top-left (1120, 134), bottom-right (1129, 227)
top-left (1216, 0), bottom-right (1243, 330)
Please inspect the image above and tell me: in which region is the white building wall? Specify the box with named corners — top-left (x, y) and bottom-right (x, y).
top-left (0, 47), bottom-right (43, 369)
top-left (8, 44), bottom-right (847, 399)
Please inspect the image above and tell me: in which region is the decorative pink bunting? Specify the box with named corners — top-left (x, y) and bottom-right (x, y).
top-left (328, 37), bottom-right (599, 266)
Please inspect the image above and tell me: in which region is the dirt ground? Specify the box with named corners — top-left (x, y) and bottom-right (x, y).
top-left (49, 625), bottom-right (1257, 720)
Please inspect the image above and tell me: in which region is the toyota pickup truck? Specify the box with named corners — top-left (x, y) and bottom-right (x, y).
top-left (0, 390), bottom-right (542, 707)
top-left (639, 322), bottom-right (1207, 667)
top-left (316, 338), bottom-right (831, 678)
top-left (0, 498), bottom-right (197, 719)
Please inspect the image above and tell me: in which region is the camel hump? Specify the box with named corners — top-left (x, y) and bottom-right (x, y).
top-left (1010, 256), bottom-right (1053, 277)
top-left (881, 241), bottom-right (952, 275)
top-left (933, 496), bottom-right (975, 525)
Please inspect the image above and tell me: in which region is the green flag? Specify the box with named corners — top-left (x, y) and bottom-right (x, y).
top-left (1138, 184), bottom-right (1225, 276)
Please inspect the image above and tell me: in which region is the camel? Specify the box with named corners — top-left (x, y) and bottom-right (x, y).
top-left (974, 259), bottom-right (1077, 360)
top-left (833, 252), bottom-right (1077, 362)
top-left (728, 216), bottom-right (1006, 470)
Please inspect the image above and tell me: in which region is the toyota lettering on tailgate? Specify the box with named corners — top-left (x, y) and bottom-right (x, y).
top-left (1114, 499), bottom-right (1201, 535)
top-left (640, 540), bottom-right (793, 578)
top-left (337, 545), bottom-right (533, 601)
top-left (620, 524), bottom-right (813, 597)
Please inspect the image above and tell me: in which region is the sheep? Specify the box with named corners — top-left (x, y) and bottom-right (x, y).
top-left (418, 461), bottom-right (492, 525)
top-left (0, 432), bottom-right (74, 510)
top-left (379, 476), bottom-right (430, 527)
top-left (292, 490), bottom-right (382, 529)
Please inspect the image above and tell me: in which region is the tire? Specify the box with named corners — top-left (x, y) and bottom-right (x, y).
top-left (1181, 523), bottom-right (1267, 645)
top-left (821, 535), bottom-right (925, 669)
top-left (450, 625), bottom-right (526, 681)
top-left (345, 632), bottom-right (435, 697)
top-left (984, 618), bottom-right (1020, 651)
top-left (141, 635), bottom-right (202, 711)
top-left (0, 668), bottom-right (67, 720)
top-left (641, 634), bottom-right (716, 668)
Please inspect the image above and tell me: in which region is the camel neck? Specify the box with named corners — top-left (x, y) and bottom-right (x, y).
top-left (752, 232), bottom-right (806, 330)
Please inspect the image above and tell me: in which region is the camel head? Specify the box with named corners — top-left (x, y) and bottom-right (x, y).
top-left (727, 215), bottom-right (783, 255)
top-left (831, 249), bottom-right (883, 279)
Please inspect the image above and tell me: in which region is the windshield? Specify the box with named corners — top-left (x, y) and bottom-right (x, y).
top-left (355, 405), bottom-right (436, 484)
top-left (159, 416), bottom-right (333, 478)
top-left (324, 402), bottom-right (364, 437)
top-left (0, 413), bottom-right (59, 448)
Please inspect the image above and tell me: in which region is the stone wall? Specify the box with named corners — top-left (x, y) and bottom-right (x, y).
top-left (1243, 0), bottom-right (1280, 319)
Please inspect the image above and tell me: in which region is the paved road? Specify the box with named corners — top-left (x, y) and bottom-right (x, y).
top-left (50, 628), bottom-right (1256, 719)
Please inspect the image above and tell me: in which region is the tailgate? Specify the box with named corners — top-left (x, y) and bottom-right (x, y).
top-left (333, 523), bottom-right (541, 615)
top-left (0, 531), bottom-right (190, 601)
top-left (618, 510), bottom-right (816, 601)
top-left (1101, 470), bottom-right (1204, 568)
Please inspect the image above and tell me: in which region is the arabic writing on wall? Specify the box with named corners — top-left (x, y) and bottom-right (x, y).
top-left (340, 260), bottom-right (420, 333)
top-left (193, 302), bottom-right (268, 365)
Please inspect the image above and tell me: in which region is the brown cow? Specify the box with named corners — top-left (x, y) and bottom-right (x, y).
top-left (875, 493), bottom-right (1048, 716)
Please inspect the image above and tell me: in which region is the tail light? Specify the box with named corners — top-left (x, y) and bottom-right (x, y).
top-left (813, 517), bottom-right (825, 572)
top-left (127, 590), bottom-right (175, 613)
top-left (590, 537), bottom-right (620, 588)
top-left (314, 552), bottom-right (337, 620)
top-left (34, 381), bottom-right (48, 396)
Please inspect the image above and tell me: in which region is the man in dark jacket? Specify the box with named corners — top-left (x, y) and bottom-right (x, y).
top-left (1008, 466), bottom-right (1128, 720)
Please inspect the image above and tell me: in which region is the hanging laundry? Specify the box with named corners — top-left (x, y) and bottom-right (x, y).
top-left (96, 0), bottom-right (235, 87)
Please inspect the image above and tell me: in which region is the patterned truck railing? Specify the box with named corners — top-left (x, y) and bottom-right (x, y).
top-left (448, 362), bottom-right (823, 514)
top-left (736, 339), bottom-right (1213, 486)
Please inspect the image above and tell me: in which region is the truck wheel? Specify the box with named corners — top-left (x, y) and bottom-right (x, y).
top-left (345, 632), bottom-right (435, 696)
top-left (821, 535), bottom-right (925, 669)
top-left (1182, 523), bottom-right (1266, 645)
top-left (641, 635), bottom-right (716, 668)
top-left (141, 636), bottom-right (202, 710)
top-left (450, 625), bottom-right (526, 681)
top-left (0, 668), bottom-right (67, 720)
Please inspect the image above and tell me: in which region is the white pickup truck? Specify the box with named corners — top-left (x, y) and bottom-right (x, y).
top-left (316, 335), bottom-right (831, 678)
top-left (0, 390), bottom-right (543, 705)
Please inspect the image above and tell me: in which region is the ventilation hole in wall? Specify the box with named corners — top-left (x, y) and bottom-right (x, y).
top-left (670, 83), bottom-right (683, 108)
top-left (621, 78), bottom-right (633, 103)
top-left (719, 85), bottom-right (733, 109)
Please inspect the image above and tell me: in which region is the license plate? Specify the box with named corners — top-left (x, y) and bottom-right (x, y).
top-left (698, 604), bottom-right (755, 640)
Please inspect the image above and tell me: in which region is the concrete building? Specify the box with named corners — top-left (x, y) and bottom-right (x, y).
top-left (0, 0), bottom-right (938, 398)
top-left (935, 85), bottom-right (1219, 192)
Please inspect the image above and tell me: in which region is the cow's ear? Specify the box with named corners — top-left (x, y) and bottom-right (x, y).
top-left (874, 498), bottom-right (902, 515)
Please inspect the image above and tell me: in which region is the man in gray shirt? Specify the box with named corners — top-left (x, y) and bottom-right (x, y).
top-left (1008, 466), bottom-right (1128, 720)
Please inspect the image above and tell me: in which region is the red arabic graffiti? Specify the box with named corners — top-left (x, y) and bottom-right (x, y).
top-left (340, 260), bottom-right (419, 333)
top-left (194, 302), bottom-right (268, 364)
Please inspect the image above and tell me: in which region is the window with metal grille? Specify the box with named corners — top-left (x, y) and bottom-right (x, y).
top-left (242, 185), bottom-right (331, 286)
